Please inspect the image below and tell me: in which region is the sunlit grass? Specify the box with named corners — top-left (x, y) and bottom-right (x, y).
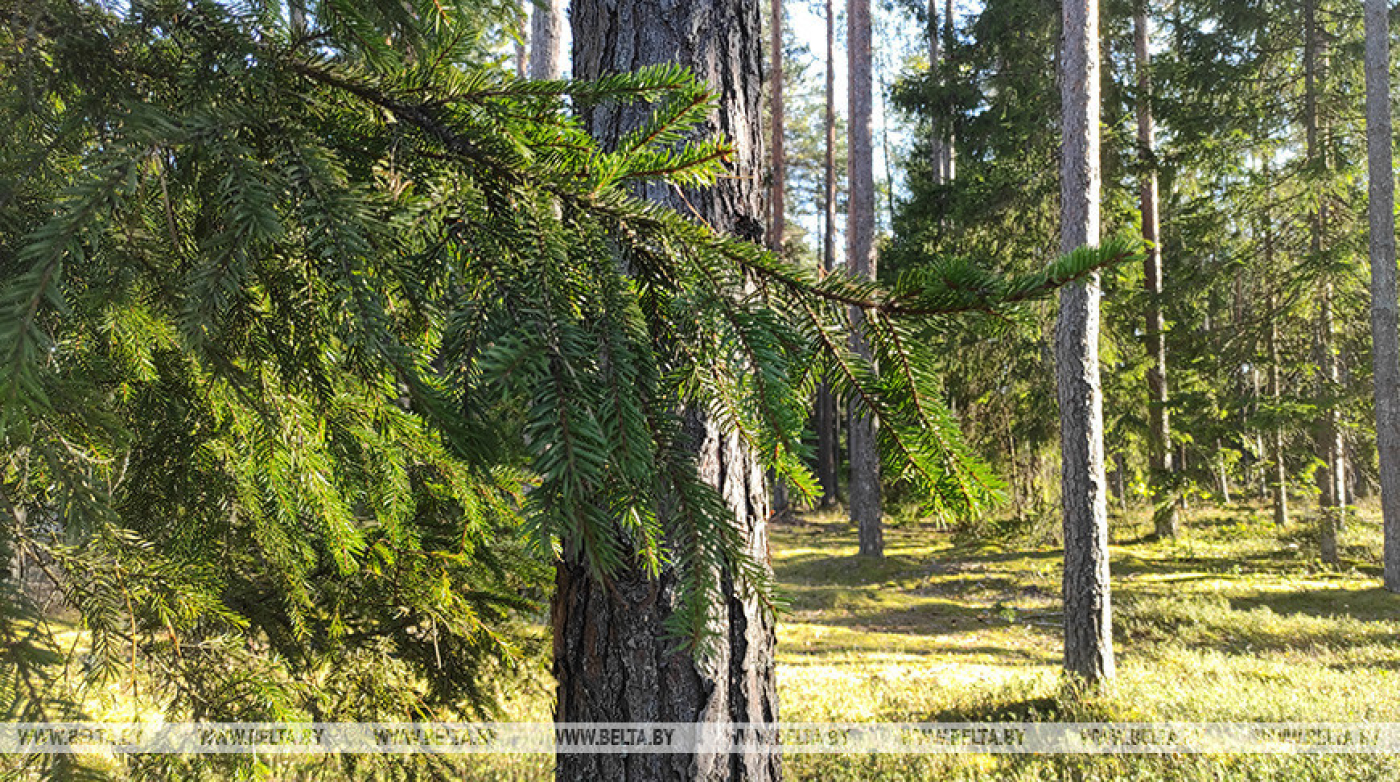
top-left (9, 498), bottom-right (1400, 780)
top-left (773, 499), bottom-right (1400, 780)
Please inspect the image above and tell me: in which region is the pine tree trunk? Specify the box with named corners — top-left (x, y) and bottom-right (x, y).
top-left (1177, 442), bottom-right (1190, 511)
top-left (515, 3), bottom-right (529, 78)
top-left (879, 71), bottom-right (897, 229)
top-left (1112, 452), bottom-right (1128, 514)
top-left (927, 0), bottom-right (948, 183)
top-left (767, 0), bottom-right (790, 517)
top-left (561, 0), bottom-right (781, 778)
top-left (529, 0), bottom-right (568, 80)
top-left (1135, 4), bottom-right (1177, 539)
top-left (814, 0), bottom-right (839, 509)
top-left (941, 0), bottom-right (955, 180)
top-left (815, 385), bottom-right (837, 507)
top-left (1270, 346), bottom-right (1288, 525)
top-left (1256, 433), bottom-right (1267, 499)
top-left (1304, 0), bottom-right (1343, 566)
top-left (1354, 454), bottom-right (1371, 500)
top-left (1264, 185), bottom-right (1290, 526)
top-left (1008, 424), bottom-right (1025, 519)
top-left (769, 0), bottom-right (785, 253)
top-left (1056, 0), bottom-right (1114, 686)
top-left (1364, 0), bottom-right (1400, 592)
top-left (847, 0), bottom-right (883, 557)
top-left (289, 0), bottom-right (307, 35)
top-left (1317, 285), bottom-right (1344, 565)
top-left (1215, 439), bottom-right (1232, 504)
top-left (1338, 424), bottom-right (1349, 531)
top-left (927, 0), bottom-right (956, 181)
top-left (1251, 369), bottom-right (1266, 500)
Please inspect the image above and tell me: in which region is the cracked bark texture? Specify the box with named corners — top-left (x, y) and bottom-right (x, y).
top-left (529, 0), bottom-right (568, 80)
top-left (767, 0), bottom-right (790, 517)
top-left (847, 0), bottom-right (883, 558)
top-left (1056, 0), bottom-right (1114, 686)
top-left (554, 0), bottom-right (781, 779)
top-left (1364, 0), bottom-right (1400, 591)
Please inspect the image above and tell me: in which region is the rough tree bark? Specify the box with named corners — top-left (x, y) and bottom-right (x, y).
top-left (515, 3), bottom-right (529, 78)
top-left (815, 0), bottom-right (839, 508)
top-left (555, 0), bottom-right (781, 779)
top-left (847, 0), bottom-right (883, 557)
top-left (1056, 0), bottom-right (1114, 686)
top-left (529, 0), bottom-right (568, 80)
top-left (1135, 4), bottom-right (1177, 539)
top-left (767, 0), bottom-right (790, 517)
top-left (769, 0), bottom-right (785, 253)
top-left (1304, 0), bottom-right (1343, 565)
top-left (1364, 0), bottom-right (1400, 591)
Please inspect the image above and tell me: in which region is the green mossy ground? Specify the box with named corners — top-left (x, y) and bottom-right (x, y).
top-left (772, 500), bottom-right (1400, 780)
top-left (13, 499), bottom-right (1400, 780)
top-left (451, 497), bottom-right (1400, 780)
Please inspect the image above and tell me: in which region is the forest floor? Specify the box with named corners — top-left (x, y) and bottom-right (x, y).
top-left (480, 497), bottom-right (1400, 780)
top-left (18, 499), bottom-right (1400, 781)
top-left (769, 499), bottom-right (1400, 780)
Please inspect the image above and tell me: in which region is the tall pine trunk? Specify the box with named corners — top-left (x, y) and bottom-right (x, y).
top-left (515, 3), bottom-right (528, 77)
top-left (529, 0), bottom-right (567, 80)
top-left (768, 0), bottom-right (785, 253)
top-left (1057, 0), bottom-right (1114, 686)
top-left (1135, 3), bottom-right (1177, 538)
top-left (942, 0), bottom-right (955, 180)
top-left (1269, 316), bottom-right (1289, 524)
top-left (847, 0), bottom-right (883, 556)
top-left (1364, 0), bottom-right (1400, 592)
top-left (559, 1), bottom-right (781, 779)
top-left (927, 0), bottom-right (941, 178)
top-left (927, 0), bottom-right (955, 181)
top-left (1316, 286), bottom-right (1344, 564)
top-left (1262, 164), bottom-right (1290, 526)
top-left (768, 0), bottom-right (790, 517)
top-left (1304, 0), bottom-right (1343, 566)
top-left (815, 0), bottom-right (839, 508)
top-left (926, 0), bottom-right (947, 183)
